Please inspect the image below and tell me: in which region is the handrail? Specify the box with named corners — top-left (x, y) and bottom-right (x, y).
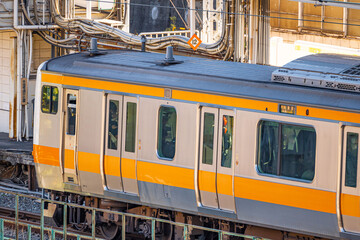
top-left (0, 189), bottom-right (268, 240)
top-left (139, 30), bottom-right (200, 38)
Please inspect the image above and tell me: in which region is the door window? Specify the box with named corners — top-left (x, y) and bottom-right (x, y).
top-left (221, 115), bottom-right (233, 168)
top-left (157, 106), bottom-right (177, 159)
top-left (108, 100), bottom-right (119, 150)
top-left (125, 102), bottom-right (137, 153)
top-left (345, 132), bottom-right (358, 188)
top-left (67, 94), bottom-right (77, 135)
top-left (202, 113), bottom-right (215, 165)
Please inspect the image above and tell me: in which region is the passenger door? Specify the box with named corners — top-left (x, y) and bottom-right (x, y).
top-left (104, 94), bottom-right (124, 192)
top-left (63, 89), bottom-right (80, 185)
top-left (198, 107), bottom-right (236, 212)
top-left (340, 126), bottom-right (360, 234)
top-left (198, 107), bottom-right (219, 208)
top-left (216, 109), bottom-right (236, 211)
top-left (121, 97), bottom-right (139, 195)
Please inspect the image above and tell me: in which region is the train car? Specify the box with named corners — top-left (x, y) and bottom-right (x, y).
top-left (33, 48), bottom-right (360, 239)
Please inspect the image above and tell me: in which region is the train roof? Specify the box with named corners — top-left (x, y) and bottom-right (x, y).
top-left (44, 50), bottom-right (360, 112)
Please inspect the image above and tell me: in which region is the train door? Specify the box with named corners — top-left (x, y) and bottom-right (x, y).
top-left (120, 97), bottom-right (139, 195)
top-left (198, 107), bottom-right (219, 208)
top-left (216, 109), bottom-right (236, 211)
top-left (104, 94), bottom-right (124, 192)
top-left (340, 126), bottom-right (360, 234)
top-left (63, 89), bottom-right (80, 185)
top-left (198, 107), bottom-right (236, 212)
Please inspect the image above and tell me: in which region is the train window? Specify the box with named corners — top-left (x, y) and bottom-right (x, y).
top-left (157, 106), bottom-right (176, 159)
top-left (221, 115), bottom-right (233, 168)
top-left (41, 85), bottom-right (58, 114)
top-left (66, 94), bottom-right (77, 135)
top-left (125, 102), bottom-right (137, 152)
top-left (202, 113), bottom-right (215, 165)
top-left (108, 100), bottom-right (119, 150)
top-left (345, 132), bottom-right (358, 188)
top-left (258, 121), bottom-right (316, 181)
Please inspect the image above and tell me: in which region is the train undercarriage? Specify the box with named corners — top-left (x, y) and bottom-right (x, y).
top-left (44, 191), bottom-right (327, 240)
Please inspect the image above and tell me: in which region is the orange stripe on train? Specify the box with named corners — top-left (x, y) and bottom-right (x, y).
top-left (33, 144), bottom-right (60, 166)
top-left (35, 145), bottom-right (359, 216)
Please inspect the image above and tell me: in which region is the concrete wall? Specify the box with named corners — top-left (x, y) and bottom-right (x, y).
top-left (270, 31), bottom-right (360, 66)
top-left (0, 31), bottom-right (14, 133)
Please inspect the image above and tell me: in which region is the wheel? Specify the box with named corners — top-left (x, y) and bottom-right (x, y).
top-left (99, 223), bottom-right (121, 240)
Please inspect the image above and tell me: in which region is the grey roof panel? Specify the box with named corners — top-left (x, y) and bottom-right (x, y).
top-left (44, 50), bottom-right (360, 113)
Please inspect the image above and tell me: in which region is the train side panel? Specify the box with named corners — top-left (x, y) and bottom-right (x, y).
top-left (77, 89), bottom-right (104, 195)
top-left (137, 97), bottom-right (198, 212)
top-left (234, 110), bottom-right (340, 238)
top-left (33, 70), bottom-right (64, 191)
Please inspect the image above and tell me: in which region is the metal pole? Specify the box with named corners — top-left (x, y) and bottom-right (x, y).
top-left (15, 195), bottom-right (19, 240)
top-left (28, 225), bottom-right (31, 239)
top-left (190, 0), bottom-right (195, 36)
top-left (183, 225), bottom-right (188, 240)
top-left (122, 215), bottom-right (126, 239)
top-left (41, 199), bottom-right (44, 240)
top-left (298, 2), bottom-right (304, 31)
top-left (343, 0), bottom-right (348, 36)
top-left (0, 219), bottom-right (3, 239)
top-left (218, 231), bottom-right (223, 240)
top-left (63, 203), bottom-right (67, 240)
top-left (51, 229), bottom-right (56, 240)
top-left (151, 219), bottom-right (156, 240)
top-left (92, 209), bottom-right (96, 238)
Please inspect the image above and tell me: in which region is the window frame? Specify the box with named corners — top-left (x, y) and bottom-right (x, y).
top-left (41, 85), bottom-right (59, 114)
top-left (256, 119), bottom-right (317, 183)
top-left (156, 105), bottom-right (177, 161)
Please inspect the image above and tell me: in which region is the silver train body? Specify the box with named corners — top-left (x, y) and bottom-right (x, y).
top-left (33, 50), bottom-right (360, 239)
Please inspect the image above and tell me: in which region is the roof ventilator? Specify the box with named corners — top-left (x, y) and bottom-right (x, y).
top-left (272, 68), bottom-right (360, 93)
top-left (157, 46), bottom-right (184, 66)
top-left (89, 38), bottom-right (106, 56)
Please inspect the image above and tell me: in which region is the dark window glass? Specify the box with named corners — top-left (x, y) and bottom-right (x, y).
top-left (258, 121), bottom-right (279, 175)
top-left (41, 86), bottom-right (51, 113)
top-left (157, 106), bottom-right (176, 159)
top-left (221, 115), bottom-right (233, 168)
top-left (202, 113), bottom-right (215, 165)
top-left (51, 87), bottom-right (58, 114)
top-left (108, 100), bottom-right (119, 150)
top-left (280, 125), bottom-right (316, 180)
top-left (41, 86), bottom-right (58, 114)
top-left (258, 121), bottom-right (316, 181)
top-left (125, 102), bottom-right (137, 152)
top-left (345, 132), bottom-right (358, 188)
top-left (67, 94), bottom-right (77, 135)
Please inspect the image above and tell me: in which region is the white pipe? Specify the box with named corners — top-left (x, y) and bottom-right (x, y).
top-left (15, 25), bottom-right (59, 30)
top-left (25, 30), bottom-right (32, 140)
top-left (190, 0), bottom-right (195, 36)
top-left (16, 30), bottom-right (23, 141)
top-left (86, 0), bottom-right (92, 19)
